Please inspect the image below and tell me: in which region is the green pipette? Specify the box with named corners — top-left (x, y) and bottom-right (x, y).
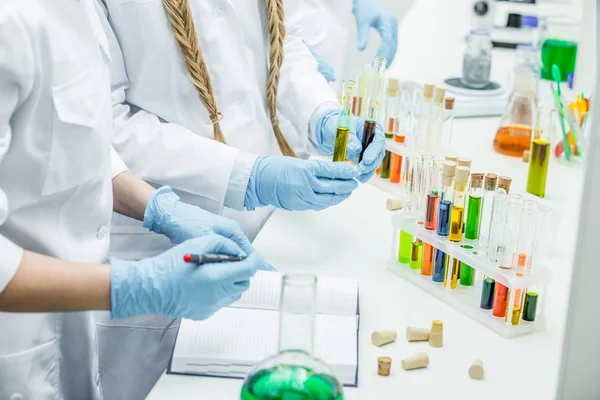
top-left (551, 64), bottom-right (571, 161)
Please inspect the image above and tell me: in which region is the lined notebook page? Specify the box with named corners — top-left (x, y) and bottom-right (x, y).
top-left (229, 271), bottom-right (358, 317)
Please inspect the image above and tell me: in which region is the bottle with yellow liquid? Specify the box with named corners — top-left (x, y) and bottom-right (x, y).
top-left (493, 67), bottom-right (537, 157)
top-left (527, 108), bottom-right (556, 198)
top-left (332, 80), bottom-right (356, 162)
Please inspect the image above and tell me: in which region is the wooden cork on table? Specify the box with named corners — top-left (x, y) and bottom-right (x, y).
top-left (378, 357), bottom-right (392, 376)
top-left (429, 320), bottom-right (443, 347)
top-left (371, 330), bottom-right (398, 347)
top-left (401, 352), bottom-right (430, 370)
top-left (386, 198), bottom-right (403, 211)
top-left (406, 327), bottom-right (431, 342)
top-left (469, 359), bottom-right (484, 380)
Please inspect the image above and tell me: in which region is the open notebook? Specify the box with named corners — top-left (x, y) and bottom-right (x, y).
top-left (168, 271), bottom-right (360, 386)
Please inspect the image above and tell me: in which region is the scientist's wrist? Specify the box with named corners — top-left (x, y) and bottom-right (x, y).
top-left (142, 186), bottom-right (177, 235)
top-left (244, 156), bottom-right (267, 211)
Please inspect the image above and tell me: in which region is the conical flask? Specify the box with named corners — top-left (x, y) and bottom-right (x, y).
top-left (241, 274), bottom-right (344, 400)
top-left (493, 67), bottom-right (537, 157)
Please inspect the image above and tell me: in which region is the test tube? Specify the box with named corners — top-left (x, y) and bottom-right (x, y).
top-left (432, 200), bottom-right (451, 282)
top-left (486, 189), bottom-right (509, 263)
top-left (398, 230), bottom-right (412, 264)
top-left (515, 200), bottom-right (539, 270)
top-left (522, 292), bottom-right (538, 321)
top-left (465, 173), bottom-right (484, 241)
top-left (397, 156), bottom-right (415, 264)
top-left (356, 64), bottom-right (372, 117)
top-left (407, 89), bottom-right (423, 150)
top-left (449, 167), bottom-right (470, 242)
top-left (480, 173), bottom-right (498, 244)
top-left (359, 57), bottom-right (387, 162)
top-left (441, 161), bottom-right (456, 201)
top-left (418, 155), bottom-right (435, 222)
top-left (531, 205), bottom-right (552, 268)
top-left (386, 79), bottom-right (399, 139)
top-left (459, 245), bottom-right (475, 286)
top-left (442, 97), bottom-right (455, 150)
top-left (396, 90), bottom-right (411, 143)
top-left (332, 80), bottom-right (356, 162)
top-left (498, 194), bottom-right (523, 270)
top-left (416, 83), bottom-right (435, 151)
top-left (480, 276), bottom-right (496, 310)
top-left (409, 239), bottom-right (424, 270)
top-left (527, 107), bottom-right (555, 198)
top-left (422, 166), bottom-right (442, 276)
top-left (492, 283), bottom-right (509, 318)
top-left (447, 257), bottom-right (460, 289)
top-left (380, 151), bottom-right (392, 179)
top-left (426, 87), bottom-right (446, 154)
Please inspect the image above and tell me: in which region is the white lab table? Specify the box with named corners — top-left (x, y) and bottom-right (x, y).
top-left (147, 0), bottom-right (585, 398)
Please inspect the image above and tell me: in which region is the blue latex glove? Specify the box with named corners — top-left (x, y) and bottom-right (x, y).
top-left (353, 0), bottom-right (398, 66)
top-left (315, 109), bottom-right (386, 183)
top-left (305, 42), bottom-right (336, 82)
top-left (144, 186), bottom-right (276, 271)
top-left (245, 157), bottom-right (359, 211)
top-left (110, 235), bottom-right (261, 320)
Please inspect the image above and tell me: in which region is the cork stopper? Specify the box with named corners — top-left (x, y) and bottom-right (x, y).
top-left (429, 320), bottom-right (443, 348)
top-left (457, 158), bottom-right (472, 169)
top-left (433, 87), bottom-right (446, 104)
top-left (469, 359), bottom-right (484, 380)
top-left (378, 357), bottom-right (392, 376)
top-left (442, 161), bottom-right (457, 186)
top-left (445, 154), bottom-right (458, 163)
top-left (470, 173), bottom-right (484, 189)
top-left (445, 97), bottom-right (455, 110)
top-left (498, 176), bottom-right (512, 193)
top-left (424, 83), bottom-right (435, 99)
top-left (388, 78), bottom-right (399, 96)
top-left (454, 166), bottom-right (470, 183)
top-left (484, 173), bottom-right (498, 189)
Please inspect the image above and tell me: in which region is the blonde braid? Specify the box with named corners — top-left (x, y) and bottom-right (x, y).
top-left (162, 0), bottom-right (226, 143)
top-left (264, 0), bottom-right (297, 157)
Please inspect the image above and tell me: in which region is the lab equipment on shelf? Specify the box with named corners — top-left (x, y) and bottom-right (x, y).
top-left (333, 80), bottom-right (356, 162)
top-left (241, 274), bottom-right (344, 400)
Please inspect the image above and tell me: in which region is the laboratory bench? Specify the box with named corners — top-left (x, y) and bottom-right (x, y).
top-left (147, 0), bottom-right (585, 398)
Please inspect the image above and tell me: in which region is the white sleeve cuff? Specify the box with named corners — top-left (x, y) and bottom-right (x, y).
top-left (110, 147), bottom-right (128, 179)
top-left (308, 101), bottom-right (339, 146)
top-left (0, 235), bottom-right (24, 293)
top-left (224, 152), bottom-right (259, 211)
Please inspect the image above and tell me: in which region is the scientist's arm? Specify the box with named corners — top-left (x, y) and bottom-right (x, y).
top-left (353, 0), bottom-right (398, 66)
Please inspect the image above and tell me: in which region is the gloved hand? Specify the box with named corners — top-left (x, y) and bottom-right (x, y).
top-left (353, 0), bottom-right (398, 66)
top-left (110, 235), bottom-right (261, 320)
top-left (305, 42), bottom-right (336, 82)
top-left (315, 109), bottom-right (386, 183)
top-left (144, 187), bottom-right (276, 271)
top-left (244, 157), bottom-right (359, 211)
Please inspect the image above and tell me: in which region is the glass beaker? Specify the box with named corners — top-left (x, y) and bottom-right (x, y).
top-left (241, 275), bottom-right (344, 400)
top-left (461, 29), bottom-right (493, 89)
top-left (493, 67), bottom-right (537, 157)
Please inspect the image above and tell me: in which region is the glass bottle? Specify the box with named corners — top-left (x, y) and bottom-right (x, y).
top-left (493, 67), bottom-right (537, 157)
top-left (241, 274), bottom-right (344, 400)
top-left (461, 29), bottom-right (492, 89)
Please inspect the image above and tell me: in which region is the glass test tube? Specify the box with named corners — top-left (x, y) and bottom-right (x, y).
top-left (460, 244), bottom-right (475, 286)
top-left (531, 205), bottom-right (552, 268)
top-left (449, 167), bottom-right (470, 242)
top-left (480, 276), bottom-right (496, 309)
top-left (333, 80), bottom-right (356, 162)
top-left (442, 97), bottom-right (456, 151)
top-left (416, 84), bottom-right (435, 152)
top-left (492, 282), bottom-right (509, 318)
top-left (380, 151), bottom-right (392, 179)
top-left (479, 173), bottom-right (498, 245)
top-left (396, 90), bottom-right (411, 143)
top-left (516, 200), bottom-right (539, 271)
top-left (359, 57), bottom-right (387, 162)
top-left (448, 257), bottom-right (460, 289)
top-left (418, 155), bottom-right (435, 222)
top-left (523, 292), bottom-right (538, 321)
top-left (486, 189), bottom-right (509, 263)
top-left (433, 200), bottom-right (452, 282)
top-left (498, 194), bottom-right (523, 270)
top-left (356, 64), bottom-right (371, 117)
top-left (398, 230), bottom-right (412, 264)
top-left (426, 87), bottom-right (446, 154)
top-left (397, 156), bottom-right (414, 264)
top-left (410, 239), bottom-right (424, 270)
top-left (386, 79), bottom-right (399, 139)
top-left (422, 166), bottom-right (442, 277)
top-left (527, 107), bottom-right (555, 198)
top-left (465, 173), bottom-right (484, 241)
top-left (441, 161), bottom-right (456, 201)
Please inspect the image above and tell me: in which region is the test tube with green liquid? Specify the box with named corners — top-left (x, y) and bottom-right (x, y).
top-left (465, 173), bottom-right (484, 241)
top-left (460, 245), bottom-right (475, 286)
top-left (332, 80), bottom-right (356, 162)
top-left (409, 239), bottom-right (423, 270)
top-left (397, 157), bottom-right (415, 264)
top-left (527, 107), bottom-right (555, 198)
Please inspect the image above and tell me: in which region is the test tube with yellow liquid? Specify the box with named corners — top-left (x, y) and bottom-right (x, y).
top-left (332, 80), bottom-right (356, 162)
top-left (527, 108), bottom-right (556, 198)
top-left (448, 167), bottom-right (470, 242)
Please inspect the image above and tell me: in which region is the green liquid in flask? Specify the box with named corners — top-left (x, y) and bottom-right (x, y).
top-left (241, 364), bottom-right (344, 400)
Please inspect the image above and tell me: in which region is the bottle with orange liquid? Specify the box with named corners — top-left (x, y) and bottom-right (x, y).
top-left (493, 67), bottom-right (537, 157)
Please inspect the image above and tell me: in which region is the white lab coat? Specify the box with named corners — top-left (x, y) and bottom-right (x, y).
top-left (93, 1), bottom-right (338, 398)
top-left (302, 0), bottom-right (353, 94)
top-left (0, 0), bottom-right (119, 399)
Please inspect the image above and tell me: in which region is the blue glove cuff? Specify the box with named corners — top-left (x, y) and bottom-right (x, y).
top-left (109, 257), bottom-right (148, 319)
top-left (143, 186), bottom-right (178, 235)
top-left (315, 109), bottom-right (339, 154)
top-left (244, 157), bottom-right (267, 211)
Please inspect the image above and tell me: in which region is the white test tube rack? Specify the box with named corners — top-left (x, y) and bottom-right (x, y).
top-left (388, 211), bottom-right (552, 338)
